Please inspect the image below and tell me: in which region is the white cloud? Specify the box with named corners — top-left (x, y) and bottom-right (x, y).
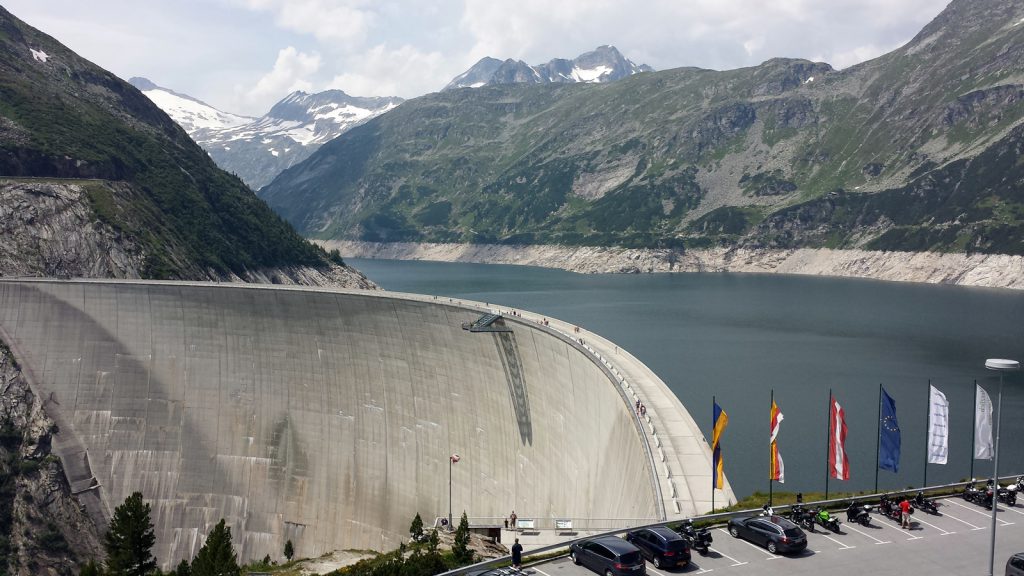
top-left (743, 36), bottom-right (765, 57)
top-left (233, 0), bottom-right (376, 45)
top-left (328, 44), bottom-right (446, 97)
top-left (237, 47), bottom-right (321, 114)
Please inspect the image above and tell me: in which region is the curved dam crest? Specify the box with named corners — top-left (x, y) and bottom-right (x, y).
top-left (0, 280), bottom-right (721, 568)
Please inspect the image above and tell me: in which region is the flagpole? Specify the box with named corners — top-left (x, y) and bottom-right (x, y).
top-left (875, 383), bottom-right (882, 493)
top-left (769, 388), bottom-right (774, 507)
top-left (711, 395), bottom-right (716, 514)
top-left (825, 388), bottom-right (831, 500)
top-left (923, 379), bottom-right (930, 489)
top-left (970, 379), bottom-right (977, 480)
top-left (449, 456), bottom-right (453, 530)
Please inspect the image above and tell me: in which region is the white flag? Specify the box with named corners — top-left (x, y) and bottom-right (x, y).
top-left (975, 384), bottom-right (994, 460)
top-left (927, 385), bottom-right (948, 465)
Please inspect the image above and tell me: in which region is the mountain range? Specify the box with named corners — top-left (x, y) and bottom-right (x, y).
top-left (260, 0), bottom-right (1024, 257)
top-left (444, 45), bottom-right (653, 90)
top-left (131, 78), bottom-right (402, 189)
top-left (0, 6), bottom-right (370, 287)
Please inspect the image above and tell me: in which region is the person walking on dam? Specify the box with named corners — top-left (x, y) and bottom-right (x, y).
top-left (512, 538), bottom-right (523, 569)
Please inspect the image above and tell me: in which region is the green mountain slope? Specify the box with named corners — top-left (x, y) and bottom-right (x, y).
top-left (0, 6), bottom-right (363, 283)
top-left (261, 0), bottom-right (1024, 255)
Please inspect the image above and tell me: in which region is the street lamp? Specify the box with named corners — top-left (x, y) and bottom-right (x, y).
top-left (450, 450), bottom-right (462, 532)
top-left (984, 358), bottom-right (1018, 576)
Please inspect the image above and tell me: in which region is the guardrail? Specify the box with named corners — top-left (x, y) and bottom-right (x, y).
top-left (433, 517), bottom-right (661, 533)
top-left (437, 473), bottom-right (1022, 576)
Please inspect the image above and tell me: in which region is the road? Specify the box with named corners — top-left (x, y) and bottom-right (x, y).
top-left (519, 497), bottom-right (1024, 576)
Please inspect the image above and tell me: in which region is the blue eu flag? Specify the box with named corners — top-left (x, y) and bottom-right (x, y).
top-left (879, 387), bottom-right (901, 472)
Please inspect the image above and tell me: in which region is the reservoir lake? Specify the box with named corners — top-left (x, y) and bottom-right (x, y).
top-left (352, 258), bottom-right (1024, 501)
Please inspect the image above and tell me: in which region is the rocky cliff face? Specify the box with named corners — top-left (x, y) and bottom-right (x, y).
top-left (0, 179), bottom-right (377, 289)
top-left (0, 345), bottom-right (104, 575)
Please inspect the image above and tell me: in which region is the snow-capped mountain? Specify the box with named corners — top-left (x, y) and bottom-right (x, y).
top-left (444, 46), bottom-right (653, 90)
top-left (133, 79), bottom-right (402, 190)
top-left (129, 77), bottom-right (253, 133)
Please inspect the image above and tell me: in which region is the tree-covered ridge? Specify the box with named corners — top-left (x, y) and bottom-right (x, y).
top-left (0, 6), bottom-right (337, 279)
top-left (260, 0), bottom-right (1024, 256)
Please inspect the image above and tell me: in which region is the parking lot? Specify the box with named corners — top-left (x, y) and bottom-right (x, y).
top-left (524, 498), bottom-right (1024, 576)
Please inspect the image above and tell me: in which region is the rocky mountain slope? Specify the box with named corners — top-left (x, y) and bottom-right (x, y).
top-left (0, 345), bottom-right (105, 576)
top-left (0, 6), bottom-right (373, 288)
top-left (133, 78), bottom-right (402, 189)
top-left (261, 0), bottom-right (1024, 259)
top-left (444, 45), bottom-right (653, 89)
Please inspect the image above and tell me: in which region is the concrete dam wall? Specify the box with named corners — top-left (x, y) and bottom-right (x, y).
top-left (0, 280), bottom-right (662, 567)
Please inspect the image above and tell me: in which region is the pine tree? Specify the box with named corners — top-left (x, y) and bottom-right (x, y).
top-left (104, 491), bottom-right (158, 576)
top-left (427, 529), bottom-right (439, 554)
top-left (190, 519), bottom-right (239, 576)
top-left (284, 539), bottom-right (294, 561)
top-left (79, 559), bottom-right (102, 576)
top-left (409, 513), bottom-right (424, 542)
top-left (452, 512), bottom-right (473, 564)
top-left (174, 559), bottom-right (192, 576)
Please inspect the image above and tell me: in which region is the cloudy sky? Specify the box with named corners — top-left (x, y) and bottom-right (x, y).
top-left (6, 0), bottom-right (951, 116)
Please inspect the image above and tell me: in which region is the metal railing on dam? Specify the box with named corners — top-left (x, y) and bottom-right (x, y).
top-left (0, 279), bottom-right (717, 569)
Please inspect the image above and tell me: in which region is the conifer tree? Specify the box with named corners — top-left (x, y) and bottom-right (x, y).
top-left (190, 519), bottom-right (239, 576)
top-left (284, 539), bottom-right (294, 561)
top-left (79, 559), bottom-right (101, 576)
top-left (409, 512), bottom-right (424, 542)
top-left (104, 491), bottom-right (157, 576)
top-left (174, 558), bottom-right (192, 576)
top-left (452, 512), bottom-right (473, 564)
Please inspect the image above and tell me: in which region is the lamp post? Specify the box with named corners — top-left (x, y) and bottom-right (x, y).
top-left (449, 453), bottom-right (460, 531)
top-left (984, 358), bottom-right (1018, 576)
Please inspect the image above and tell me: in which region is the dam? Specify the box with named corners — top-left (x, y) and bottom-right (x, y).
top-left (0, 279), bottom-right (730, 568)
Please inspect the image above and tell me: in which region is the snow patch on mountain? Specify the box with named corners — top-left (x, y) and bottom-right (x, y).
top-left (571, 65), bottom-right (612, 82)
top-left (29, 48), bottom-right (48, 62)
top-left (131, 77), bottom-right (252, 133)
top-left (134, 78), bottom-right (403, 189)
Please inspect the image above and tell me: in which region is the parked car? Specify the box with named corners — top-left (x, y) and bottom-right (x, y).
top-left (1008, 552), bottom-right (1024, 576)
top-left (570, 536), bottom-right (646, 576)
top-left (625, 526), bottom-right (691, 568)
top-left (727, 515), bottom-right (807, 554)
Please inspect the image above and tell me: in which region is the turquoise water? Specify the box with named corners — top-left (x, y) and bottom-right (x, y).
top-left (352, 258), bottom-right (1024, 499)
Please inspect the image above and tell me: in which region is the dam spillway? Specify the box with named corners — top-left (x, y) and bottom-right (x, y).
top-left (0, 279), bottom-right (725, 568)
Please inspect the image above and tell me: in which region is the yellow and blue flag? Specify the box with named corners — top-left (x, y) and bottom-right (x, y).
top-left (712, 401), bottom-right (728, 489)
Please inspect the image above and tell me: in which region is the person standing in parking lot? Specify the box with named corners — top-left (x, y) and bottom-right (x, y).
top-left (899, 496), bottom-right (911, 528)
top-left (512, 538), bottom-right (523, 569)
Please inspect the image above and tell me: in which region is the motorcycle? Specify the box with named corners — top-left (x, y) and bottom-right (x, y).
top-left (812, 506), bottom-right (841, 532)
top-left (846, 501), bottom-right (872, 526)
top-left (990, 479), bottom-right (1018, 506)
top-left (677, 519), bottom-right (712, 555)
top-left (1003, 476), bottom-right (1023, 506)
top-left (912, 492), bottom-right (939, 515)
top-left (786, 505), bottom-right (816, 532)
top-left (963, 481), bottom-right (994, 509)
top-left (878, 494), bottom-right (907, 522)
